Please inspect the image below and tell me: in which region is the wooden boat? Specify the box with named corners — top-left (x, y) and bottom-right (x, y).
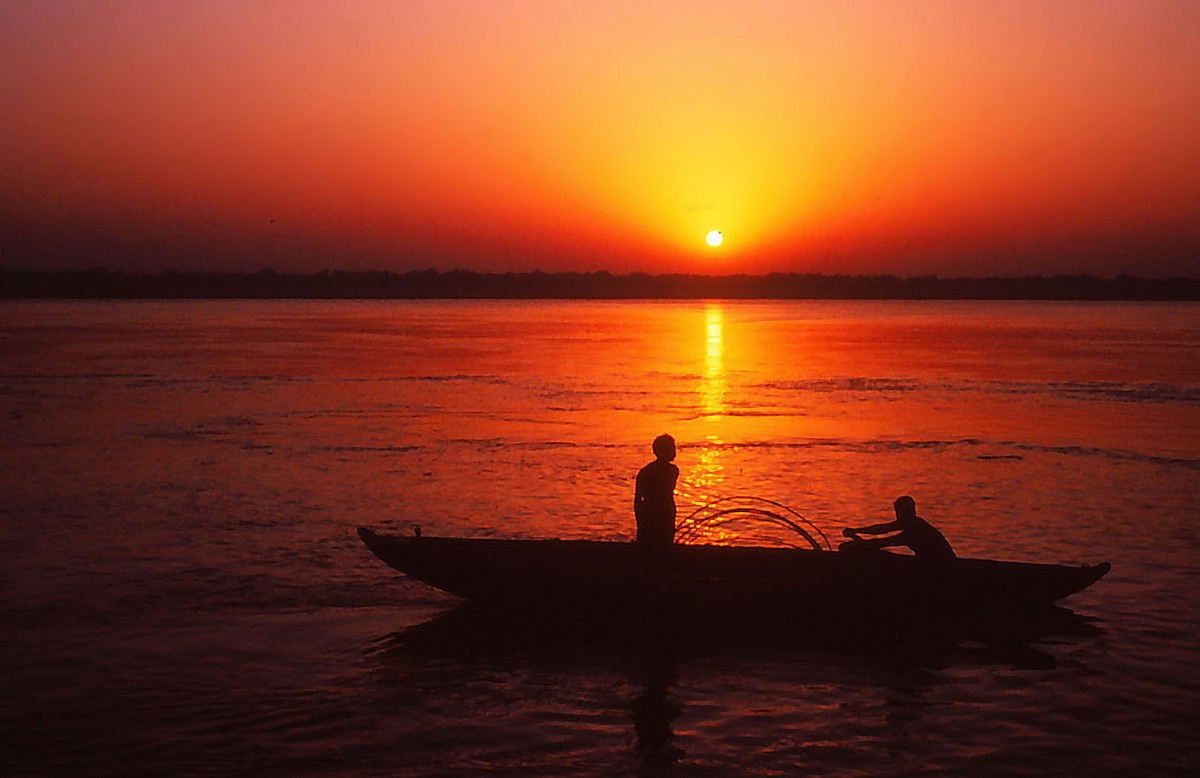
top-left (356, 528), bottom-right (1110, 616)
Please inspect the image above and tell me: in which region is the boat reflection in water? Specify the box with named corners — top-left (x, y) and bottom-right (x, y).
top-left (370, 597), bottom-right (1101, 774)
top-left (376, 585), bottom-right (1102, 667)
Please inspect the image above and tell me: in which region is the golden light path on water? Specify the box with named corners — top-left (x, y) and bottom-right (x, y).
top-left (685, 304), bottom-right (732, 541)
top-left (702, 304), bottom-right (726, 418)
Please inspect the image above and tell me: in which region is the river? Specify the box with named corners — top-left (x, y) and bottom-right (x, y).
top-left (2, 299), bottom-right (1197, 776)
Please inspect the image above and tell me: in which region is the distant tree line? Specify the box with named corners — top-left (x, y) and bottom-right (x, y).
top-left (2, 267), bottom-right (1198, 300)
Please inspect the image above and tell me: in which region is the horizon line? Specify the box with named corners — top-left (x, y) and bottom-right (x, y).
top-left (3, 267), bottom-right (1199, 301)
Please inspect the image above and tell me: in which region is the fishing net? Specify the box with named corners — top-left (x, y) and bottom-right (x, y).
top-left (674, 496), bottom-right (832, 551)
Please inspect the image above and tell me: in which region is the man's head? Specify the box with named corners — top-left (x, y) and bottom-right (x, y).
top-left (893, 495), bottom-right (916, 519)
top-left (652, 434), bottom-right (676, 461)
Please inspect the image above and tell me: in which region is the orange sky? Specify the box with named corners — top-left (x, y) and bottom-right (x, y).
top-left (2, 0), bottom-right (1198, 276)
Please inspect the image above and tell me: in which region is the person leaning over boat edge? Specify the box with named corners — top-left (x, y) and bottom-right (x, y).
top-left (840, 495), bottom-right (956, 562)
top-left (634, 434), bottom-right (679, 549)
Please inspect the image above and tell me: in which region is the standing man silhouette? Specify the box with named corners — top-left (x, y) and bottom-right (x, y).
top-left (634, 434), bottom-right (679, 549)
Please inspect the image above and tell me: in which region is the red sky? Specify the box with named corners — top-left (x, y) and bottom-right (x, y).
top-left (3, 0), bottom-right (1198, 276)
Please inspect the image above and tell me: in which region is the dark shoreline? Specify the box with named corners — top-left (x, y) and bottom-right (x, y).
top-left (3, 268), bottom-right (1199, 300)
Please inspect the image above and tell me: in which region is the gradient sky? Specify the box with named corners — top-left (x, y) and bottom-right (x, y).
top-left (3, 0), bottom-right (1198, 276)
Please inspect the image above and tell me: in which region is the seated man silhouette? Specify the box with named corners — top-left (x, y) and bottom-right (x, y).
top-left (634, 434), bottom-right (679, 549)
top-left (841, 495), bottom-right (956, 562)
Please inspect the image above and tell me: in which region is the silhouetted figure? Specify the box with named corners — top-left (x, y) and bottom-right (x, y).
top-left (634, 434), bottom-right (679, 549)
top-left (841, 496), bottom-right (956, 561)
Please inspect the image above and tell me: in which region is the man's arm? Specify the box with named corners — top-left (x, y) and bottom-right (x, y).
top-left (843, 519), bottom-right (900, 539)
top-left (633, 468), bottom-right (647, 516)
top-left (846, 534), bottom-right (907, 551)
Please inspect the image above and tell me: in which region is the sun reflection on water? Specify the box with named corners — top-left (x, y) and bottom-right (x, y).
top-left (684, 440), bottom-right (727, 504)
top-left (701, 304), bottom-right (727, 417)
top-left (679, 305), bottom-right (733, 526)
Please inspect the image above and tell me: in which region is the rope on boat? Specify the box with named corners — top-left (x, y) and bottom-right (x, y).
top-left (674, 495), bottom-right (833, 551)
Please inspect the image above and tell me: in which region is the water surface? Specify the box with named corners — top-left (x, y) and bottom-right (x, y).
top-left (2, 300), bottom-right (1197, 776)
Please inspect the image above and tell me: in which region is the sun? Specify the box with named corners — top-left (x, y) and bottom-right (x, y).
top-left (705, 230), bottom-right (723, 247)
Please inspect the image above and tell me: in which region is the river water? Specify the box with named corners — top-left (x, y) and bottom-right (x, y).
top-left (2, 299), bottom-right (1197, 776)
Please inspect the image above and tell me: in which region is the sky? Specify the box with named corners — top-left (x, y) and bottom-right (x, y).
top-left (2, 0), bottom-right (1199, 277)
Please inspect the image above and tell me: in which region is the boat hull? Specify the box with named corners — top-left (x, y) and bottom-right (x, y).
top-left (357, 528), bottom-right (1110, 616)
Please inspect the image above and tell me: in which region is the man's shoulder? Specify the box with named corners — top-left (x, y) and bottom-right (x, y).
top-left (638, 460), bottom-right (677, 477)
top-left (911, 515), bottom-right (945, 534)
